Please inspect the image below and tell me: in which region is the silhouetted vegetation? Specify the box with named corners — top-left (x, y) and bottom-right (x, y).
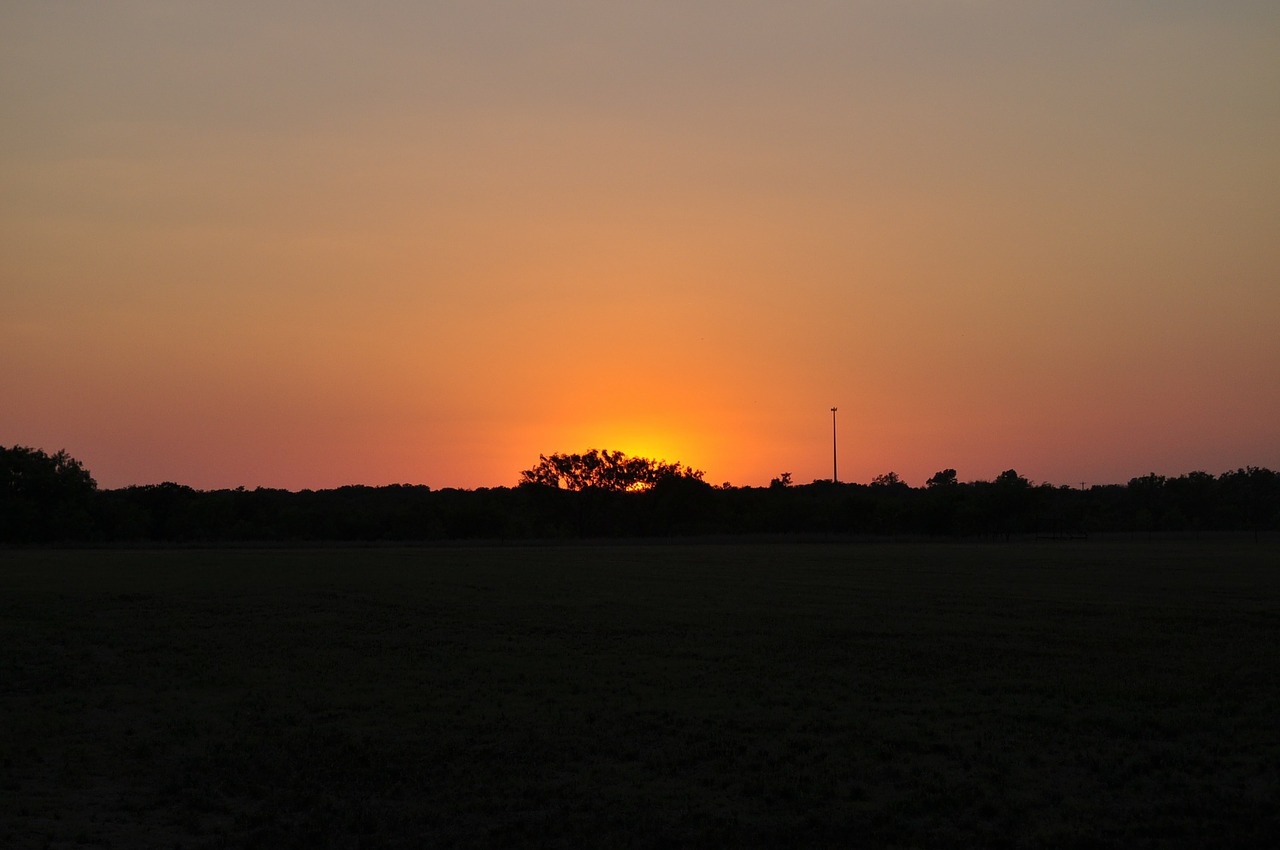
top-left (519, 448), bottom-right (704, 492)
top-left (3, 445), bottom-right (1278, 543)
top-left (0, 445), bottom-right (97, 542)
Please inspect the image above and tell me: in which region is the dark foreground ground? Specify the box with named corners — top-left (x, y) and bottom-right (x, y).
top-left (2, 541), bottom-right (1277, 848)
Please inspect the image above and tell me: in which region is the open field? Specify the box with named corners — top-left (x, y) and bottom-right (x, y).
top-left (3, 541), bottom-right (1278, 848)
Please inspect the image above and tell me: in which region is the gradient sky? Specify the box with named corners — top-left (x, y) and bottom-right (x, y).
top-left (3, 2), bottom-right (1278, 490)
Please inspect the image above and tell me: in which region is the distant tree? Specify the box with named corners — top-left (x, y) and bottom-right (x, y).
top-left (926, 469), bottom-right (958, 488)
top-left (0, 446), bottom-right (96, 495)
top-left (995, 469), bottom-right (1030, 488)
top-left (0, 445), bottom-right (98, 541)
top-left (1217, 466), bottom-right (1280, 540)
top-left (1167, 471), bottom-right (1215, 535)
top-left (1127, 472), bottom-right (1167, 492)
top-left (986, 469), bottom-right (1034, 538)
top-left (871, 471), bottom-right (903, 487)
top-left (1124, 472), bottom-right (1167, 534)
top-left (922, 469), bottom-right (962, 534)
top-left (769, 472), bottom-right (793, 489)
top-left (518, 449), bottom-right (703, 492)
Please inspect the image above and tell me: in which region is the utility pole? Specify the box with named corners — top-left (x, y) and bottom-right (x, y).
top-left (831, 407), bottom-right (838, 483)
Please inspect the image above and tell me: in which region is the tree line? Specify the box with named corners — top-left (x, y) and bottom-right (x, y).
top-left (3, 445), bottom-right (1278, 544)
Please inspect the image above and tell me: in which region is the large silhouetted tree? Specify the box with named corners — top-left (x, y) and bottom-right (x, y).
top-left (926, 469), bottom-right (958, 488)
top-left (0, 445), bottom-right (98, 541)
top-left (519, 449), bottom-right (704, 492)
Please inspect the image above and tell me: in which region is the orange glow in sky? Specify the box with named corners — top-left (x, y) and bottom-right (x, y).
top-left (3, 3), bottom-right (1278, 490)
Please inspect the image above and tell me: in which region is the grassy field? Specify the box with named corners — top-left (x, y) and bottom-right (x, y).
top-left (2, 541), bottom-right (1278, 848)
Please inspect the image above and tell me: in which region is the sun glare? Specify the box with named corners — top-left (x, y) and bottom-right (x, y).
top-left (610, 434), bottom-right (691, 470)
top-left (559, 420), bottom-right (694, 470)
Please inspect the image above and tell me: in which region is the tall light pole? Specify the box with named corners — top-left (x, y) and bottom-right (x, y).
top-left (830, 407), bottom-right (838, 483)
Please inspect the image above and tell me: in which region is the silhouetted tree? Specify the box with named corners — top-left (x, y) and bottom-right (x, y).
top-left (1166, 471), bottom-right (1215, 537)
top-left (923, 469), bottom-right (962, 533)
top-left (995, 469), bottom-right (1030, 488)
top-left (1217, 466), bottom-right (1280, 541)
top-left (926, 469), bottom-right (958, 488)
top-left (518, 449), bottom-right (704, 492)
top-left (974, 469), bottom-right (1034, 539)
top-left (0, 445), bottom-right (97, 541)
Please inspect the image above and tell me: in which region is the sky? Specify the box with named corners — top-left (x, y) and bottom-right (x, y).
top-left (3, 1), bottom-right (1278, 491)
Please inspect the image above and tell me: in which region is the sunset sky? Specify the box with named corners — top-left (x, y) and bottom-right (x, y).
top-left (3, 2), bottom-right (1278, 490)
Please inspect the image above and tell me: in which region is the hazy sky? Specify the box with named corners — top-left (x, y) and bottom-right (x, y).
top-left (4, 2), bottom-right (1278, 490)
